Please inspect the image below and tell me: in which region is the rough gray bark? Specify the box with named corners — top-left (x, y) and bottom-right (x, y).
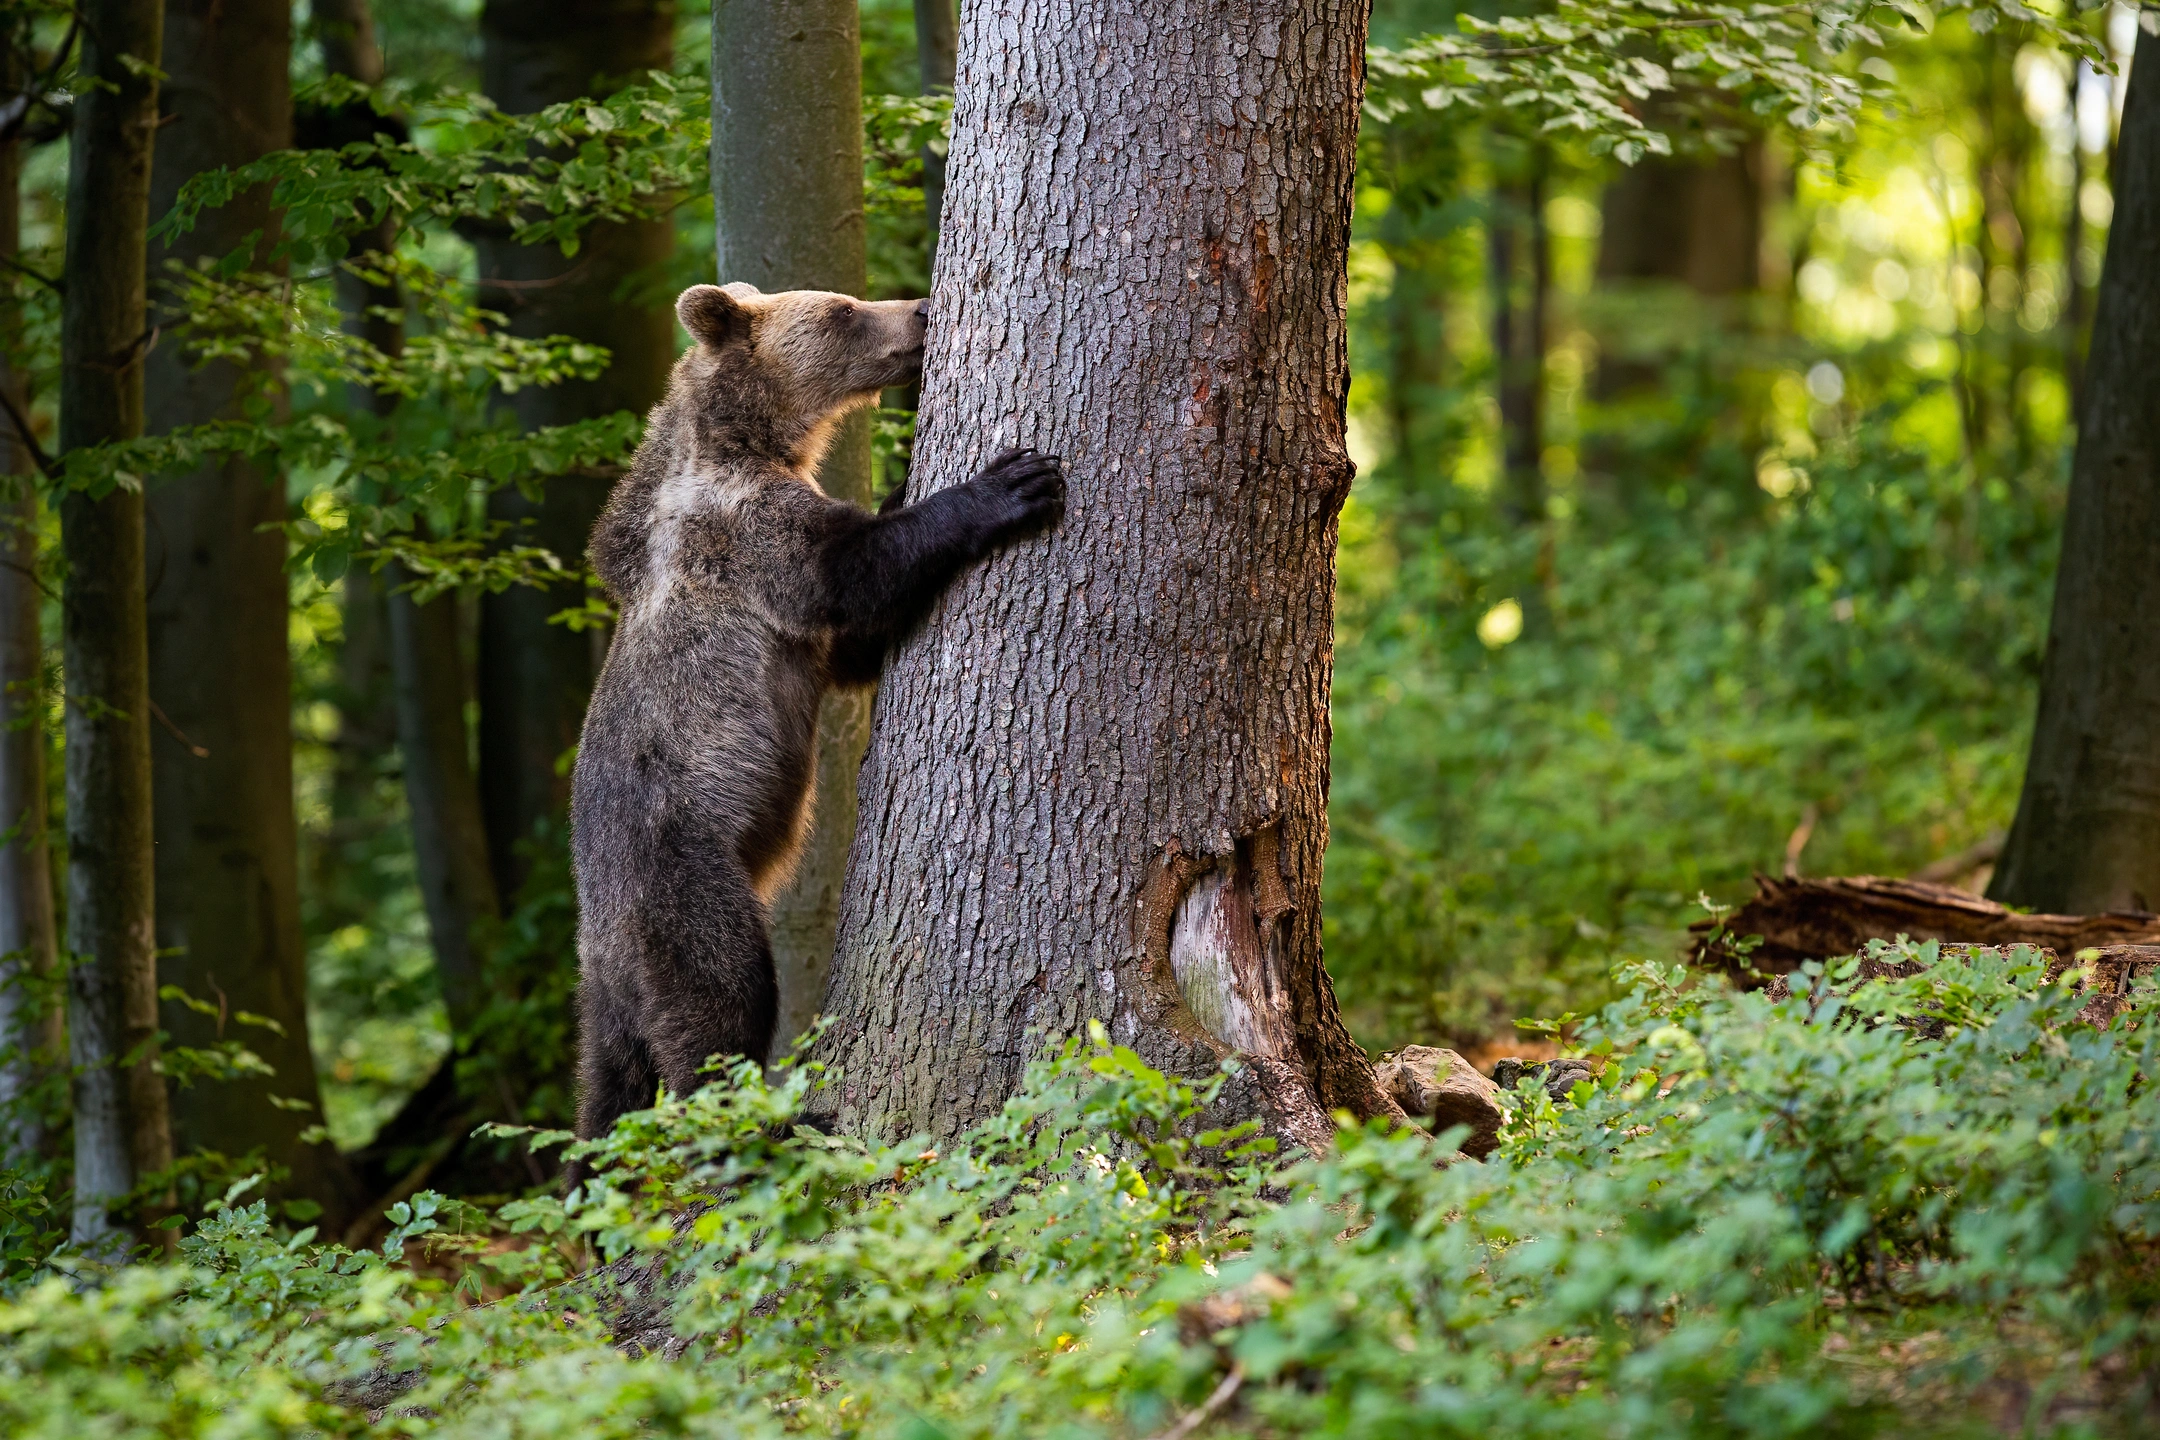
top-left (386, 565), bottom-right (497, 1030)
top-left (144, 0), bottom-right (347, 1220)
top-left (1991, 24), bottom-right (2160, 915)
top-left (60, 0), bottom-right (172, 1248)
top-left (0, 37), bottom-right (60, 1165)
top-left (819, 0), bottom-right (1398, 1148)
top-left (914, 0), bottom-right (958, 251)
top-left (710, 0), bottom-right (874, 1059)
top-left (476, 0), bottom-right (675, 905)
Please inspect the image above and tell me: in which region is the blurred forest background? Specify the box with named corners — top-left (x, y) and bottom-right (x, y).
top-left (0, 0), bottom-right (2139, 1224)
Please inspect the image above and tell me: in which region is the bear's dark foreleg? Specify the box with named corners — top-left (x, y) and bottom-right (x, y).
top-left (822, 448), bottom-right (1064, 681)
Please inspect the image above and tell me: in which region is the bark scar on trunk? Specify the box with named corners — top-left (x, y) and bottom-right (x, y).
top-left (1137, 822), bottom-right (1333, 1152)
top-left (1141, 822), bottom-right (1301, 1056)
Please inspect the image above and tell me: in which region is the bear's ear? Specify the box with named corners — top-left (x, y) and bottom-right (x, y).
top-left (677, 284), bottom-right (753, 350)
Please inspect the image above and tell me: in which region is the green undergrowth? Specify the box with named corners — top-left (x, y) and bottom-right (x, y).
top-left (5, 944), bottom-right (2159, 1437)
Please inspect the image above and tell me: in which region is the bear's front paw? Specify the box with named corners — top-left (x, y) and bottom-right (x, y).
top-left (977, 447), bottom-right (1066, 538)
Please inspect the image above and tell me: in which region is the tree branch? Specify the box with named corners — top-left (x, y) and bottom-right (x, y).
top-left (0, 384), bottom-right (57, 481)
top-left (1146, 1367), bottom-right (1245, 1440)
top-left (147, 699), bottom-right (210, 759)
top-left (0, 12), bottom-right (82, 145)
top-left (0, 251), bottom-right (64, 296)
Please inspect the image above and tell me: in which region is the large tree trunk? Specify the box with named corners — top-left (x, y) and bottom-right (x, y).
top-left (819, 0), bottom-right (1397, 1149)
top-left (475, 0), bottom-right (674, 906)
top-left (710, 0), bottom-right (874, 1060)
top-left (1990, 25), bottom-right (2160, 915)
top-left (0, 37), bottom-right (60, 1166)
top-left (60, 0), bottom-right (172, 1250)
top-left (144, 0), bottom-right (347, 1222)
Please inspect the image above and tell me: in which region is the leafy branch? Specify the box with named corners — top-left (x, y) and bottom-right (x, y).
top-left (1368, 0), bottom-right (2112, 162)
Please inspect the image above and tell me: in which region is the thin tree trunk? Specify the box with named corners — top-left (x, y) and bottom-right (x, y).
top-left (1491, 172), bottom-right (1548, 527)
top-left (819, 0), bottom-right (1399, 1148)
top-left (710, 0), bottom-right (874, 1060)
top-left (1596, 145), bottom-right (1764, 297)
top-left (1593, 140), bottom-right (1762, 402)
top-left (313, 0), bottom-right (402, 840)
top-left (313, 0), bottom-right (383, 83)
top-left (385, 566), bottom-right (497, 1032)
top-left (0, 38), bottom-right (60, 1166)
top-left (144, 0), bottom-right (347, 1222)
top-left (60, 0), bottom-right (171, 1249)
top-left (475, 0), bottom-right (674, 906)
top-left (1990, 24), bottom-right (2160, 915)
top-left (2065, 60), bottom-right (2091, 420)
top-left (1490, 156), bottom-right (1552, 632)
top-left (915, 0), bottom-right (957, 255)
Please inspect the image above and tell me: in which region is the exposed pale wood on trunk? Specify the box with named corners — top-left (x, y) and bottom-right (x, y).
top-left (1990, 25), bottom-right (2160, 915)
top-left (1692, 873), bottom-right (2160, 981)
top-left (820, 0), bottom-right (1397, 1147)
top-left (710, 0), bottom-right (875, 1060)
top-left (60, 0), bottom-right (172, 1249)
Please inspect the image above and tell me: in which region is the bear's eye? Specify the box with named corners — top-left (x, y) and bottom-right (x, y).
top-left (826, 301), bottom-right (856, 329)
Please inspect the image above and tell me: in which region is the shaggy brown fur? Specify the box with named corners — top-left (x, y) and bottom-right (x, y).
top-left (569, 283), bottom-right (1063, 1155)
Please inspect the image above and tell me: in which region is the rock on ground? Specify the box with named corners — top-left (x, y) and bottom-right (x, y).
top-left (1373, 1045), bottom-right (1506, 1159)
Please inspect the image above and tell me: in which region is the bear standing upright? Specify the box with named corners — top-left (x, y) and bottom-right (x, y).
top-left (570, 282), bottom-right (1064, 1149)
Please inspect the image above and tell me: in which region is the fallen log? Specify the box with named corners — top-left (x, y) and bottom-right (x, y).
top-left (1756, 943), bottom-right (2160, 1032)
top-left (1690, 874), bottom-right (2160, 982)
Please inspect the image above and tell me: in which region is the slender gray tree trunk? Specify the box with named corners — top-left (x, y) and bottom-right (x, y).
top-left (914, 0), bottom-right (957, 253)
top-left (1991, 25), bottom-right (2160, 915)
top-left (60, 0), bottom-right (171, 1249)
top-left (0, 36), bottom-right (60, 1166)
top-left (476, 0), bottom-right (674, 906)
top-left (710, 0), bottom-right (873, 1059)
top-left (819, 0), bottom-right (1397, 1148)
top-left (386, 565), bottom-right (497, 1031)
top-left (144, 0), bottom-right (348, 1222)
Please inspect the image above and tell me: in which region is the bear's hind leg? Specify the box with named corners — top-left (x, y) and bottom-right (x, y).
top-left (637, 848), bottom-right (779, 1100)
top-left (573, 978), bottom-right (661, 1164)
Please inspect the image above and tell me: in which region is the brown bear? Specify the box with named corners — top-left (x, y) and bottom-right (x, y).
top-left (569, 282), bottom-right (1064, 1156)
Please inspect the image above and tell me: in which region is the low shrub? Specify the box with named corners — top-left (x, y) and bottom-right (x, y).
top-left (4, 944), bottom-right (2156, 1437)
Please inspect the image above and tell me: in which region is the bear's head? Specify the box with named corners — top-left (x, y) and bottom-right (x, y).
top-left (669, 282), bottom-right (927, 472)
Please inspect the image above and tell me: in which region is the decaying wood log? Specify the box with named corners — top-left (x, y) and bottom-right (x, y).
top-left (1691, 874), bottom-right (2160, 982)
top-left (1757, 943), bottom-right (2160, 1031)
